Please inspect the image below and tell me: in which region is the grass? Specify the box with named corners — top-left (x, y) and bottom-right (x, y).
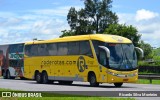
top-left (0, 97), bottom-right (135, 100)
top-left (0, 88), bottom-right (135, 100)
top-left (137, 79), bottom-right (160, 84)
top-left (138, 72), bottom-right (157, 74)
top-left (16, 97), bottom-right (135, 100)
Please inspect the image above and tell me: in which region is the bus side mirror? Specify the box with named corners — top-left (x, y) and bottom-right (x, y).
top-left (98, 46), bottom-right (110, 59)
top-left (135, 47), bottom-right (144, 58)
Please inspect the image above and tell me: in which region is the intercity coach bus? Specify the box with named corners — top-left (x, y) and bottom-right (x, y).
top-left (24, 34), bottom-right (143, 87)
top-left (0, 43), bottom-right (25, 79)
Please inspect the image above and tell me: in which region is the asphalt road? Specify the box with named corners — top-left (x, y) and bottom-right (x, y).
top-left (0, 78), bottom-right (160, 100)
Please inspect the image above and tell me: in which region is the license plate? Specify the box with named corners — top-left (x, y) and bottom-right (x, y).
top-left (123, 79), bottom-right (129, 81)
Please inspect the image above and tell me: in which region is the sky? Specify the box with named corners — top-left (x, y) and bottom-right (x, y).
top-left (0, 0), bottom-right (160, 47)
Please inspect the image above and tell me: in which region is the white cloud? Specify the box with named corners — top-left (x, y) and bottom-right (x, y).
top-left (0, 29), bottom-right (9, 38)
top-left (118, 13), bottom-right (135, 24)
top-left (135, 9), bottom-right (159, 21)
top-left (31, 6), bottom-right (82, 17)
top-left (0, 6), bottom-right (75, 44)
top-left (117, 9), bottom-right (160, 47)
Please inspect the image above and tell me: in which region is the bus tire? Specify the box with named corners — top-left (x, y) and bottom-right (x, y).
top-left (35, 72), bottom-right (42, 84)
top-left (89, 73), bottom-right (99, 87)
top-left (42, 72), bottom-right (49, 84)
top-left (114, 83), bottom-right (123, 87)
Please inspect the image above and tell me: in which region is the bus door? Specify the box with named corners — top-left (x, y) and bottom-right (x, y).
top-left (98, 46), bottom-right (109, 82)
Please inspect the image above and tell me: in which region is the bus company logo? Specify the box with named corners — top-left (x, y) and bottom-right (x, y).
top-left (77, 56), bottom-right (87, 72)
top-left (112, 36), bottom-right (123, 42)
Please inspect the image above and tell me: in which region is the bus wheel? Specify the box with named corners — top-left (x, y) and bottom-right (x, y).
top-left (114, 83), bottom-right (123, 87)
top-left (35, 72), bottom-right (42, 84)
top-left (89, 73), bottom-right (99, 87)
top-left (42, 72), bottom-right (49, 84)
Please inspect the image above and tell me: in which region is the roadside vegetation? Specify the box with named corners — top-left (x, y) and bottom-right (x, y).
top-left (137, 79), bottom-right (160, 84)
top-left (138, 47), bottom-right (160, 74)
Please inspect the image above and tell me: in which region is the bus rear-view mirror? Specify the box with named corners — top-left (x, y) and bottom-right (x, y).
top-left (135, 47), bottom-right (144, 58)
top-left (98, 46), bottom-right (110, 59)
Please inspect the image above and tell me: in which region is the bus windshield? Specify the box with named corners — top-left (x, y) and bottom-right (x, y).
top-left (106, 43), bottom-right (137, 70)
top-left (92, 40), bottom-right (137, 71)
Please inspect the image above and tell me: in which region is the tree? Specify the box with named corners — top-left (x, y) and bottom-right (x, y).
top-left (104, 24), bottom-right (141, 46)
top-left (60, 30), bottom-right (75, 37)
top-left (139, 41), bottom-right (153, 59)
top-left (60, 0), bottom-right (118, 37)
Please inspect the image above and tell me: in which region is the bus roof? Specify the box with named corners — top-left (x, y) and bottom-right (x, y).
top-left (25, 34), bottom-right (132, 45)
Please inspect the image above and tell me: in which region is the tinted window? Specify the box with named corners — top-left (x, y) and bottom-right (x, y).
top-left (25, 41), bottom-right (93, 57)
top-left (47, 43), bottom-right (57, 56)
top-left (9, 44), bottom-right (24, 53)
top-left (79, 41), bottom-right (92, 57)
top-left (25, 45), bottom-right (38, 56)
top-left (92, 40), bottom-right (105, 57)
top-left (25, 45), bottom-right (31, 56)
top-left (68, 42), bottom-right (79, 55)
top-left (30, 45), bottom-right (38, 56)
top-left (38, 44), bottom-right (49, 56)
top-left (57, 43), bottom-right (68, 55)
top-left (99, 49), bottom-right (107, 66)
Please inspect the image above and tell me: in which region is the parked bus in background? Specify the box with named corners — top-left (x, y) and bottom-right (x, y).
top-left (0, 43), bottom-right (25, 79)
top-left (24, 34), bottom-right (143, 87)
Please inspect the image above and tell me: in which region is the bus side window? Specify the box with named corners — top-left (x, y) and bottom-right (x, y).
top-left (47, 43), bottom-right (57, 56)
top-left (99, 48), bottom-right (107, 66)
top-left (30, 45), bottom-right (38, 56)
top-left (79, 41), bottom-right (93, 57)
top-left (57, 43), bottom-right (68, 56)
top-left (92, 40), bottom-right (105, 59)
top-left (25, 45), bottom-right (31, 56)
top-left (38, 44), bottom-right (49, 56)
top-left (68, 42), bottom-right (79, 55)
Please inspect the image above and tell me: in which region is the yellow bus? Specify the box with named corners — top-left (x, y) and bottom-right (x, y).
top-left (24, 34), bottom-right (143, 87)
